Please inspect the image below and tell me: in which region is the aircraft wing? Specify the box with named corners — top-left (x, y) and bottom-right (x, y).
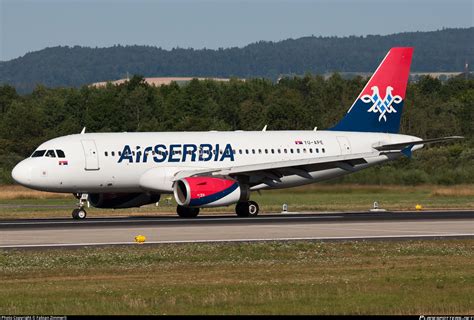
top-left (172, 136), bottom-right (463, 186)
top-left (172, 151), bottom-right (380, 185)
top-left (373, 136), bottom-right (464, 151)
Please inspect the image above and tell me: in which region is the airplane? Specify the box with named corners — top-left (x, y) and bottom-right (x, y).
top-left (11, 47), bottom-right (462, 219)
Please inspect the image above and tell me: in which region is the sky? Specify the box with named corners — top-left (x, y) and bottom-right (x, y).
top-left (0, 0), bottom-right (473, 61)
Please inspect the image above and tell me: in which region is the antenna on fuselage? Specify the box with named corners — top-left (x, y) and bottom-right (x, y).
top-left (80, 127), bottom-right (86, 134)
top-left (313, 127), bottom-right (318, 131)
top-left (262, 125), bottom-right (267, 132)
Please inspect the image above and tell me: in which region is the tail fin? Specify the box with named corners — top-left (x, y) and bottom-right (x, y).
top-left (330, 47), bottom-right (413, 133)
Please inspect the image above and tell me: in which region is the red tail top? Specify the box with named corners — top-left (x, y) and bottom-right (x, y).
top-left (358, 47), bottom-right (413, 100)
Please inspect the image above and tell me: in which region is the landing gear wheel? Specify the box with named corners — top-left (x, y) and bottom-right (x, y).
top-left (177, 205), bottom-right (200, 218)
top-left (72, 208), bottom-right (87, 220)
top-left (235, 201), bottom-right (259, 217)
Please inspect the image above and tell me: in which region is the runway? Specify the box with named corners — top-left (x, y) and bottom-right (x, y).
top-left (0, 210), bottom-right (473, 248)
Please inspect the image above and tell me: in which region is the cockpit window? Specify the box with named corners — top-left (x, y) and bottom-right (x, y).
top-left (31, 150), bottom-right (46, 157)
top-left (56, 150), bottom-right (65, 158)
top-left (45, 150), bottom-right (56, 158)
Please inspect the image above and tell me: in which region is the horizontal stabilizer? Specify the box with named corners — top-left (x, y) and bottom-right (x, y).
top-left (374, 136), bottom-right (464, 151)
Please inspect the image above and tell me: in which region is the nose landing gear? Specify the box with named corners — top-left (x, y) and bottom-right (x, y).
top-left (72, 208), bottom-right (87, 219)
top-left (72, 193), bottom-right (89, 220)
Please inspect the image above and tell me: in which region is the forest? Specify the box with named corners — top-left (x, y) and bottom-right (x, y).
top-left (0, 27), bottom-right (472, 93)
top-left (0, 74), bottom-right (472, 185)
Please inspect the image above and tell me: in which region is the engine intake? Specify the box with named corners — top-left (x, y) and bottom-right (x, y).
top-left (173, 177), bottom-right (242, 208)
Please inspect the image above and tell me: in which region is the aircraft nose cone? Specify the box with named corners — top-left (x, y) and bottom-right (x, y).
top-left (11, 161), bottom-right (32, 186)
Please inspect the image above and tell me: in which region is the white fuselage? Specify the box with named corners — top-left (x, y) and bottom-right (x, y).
top-left (12, 130), bottom-right (422, 194)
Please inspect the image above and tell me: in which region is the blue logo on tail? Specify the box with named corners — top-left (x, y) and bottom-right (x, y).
top-left (330, 84), bottom-right (405, 133)
top-left (362, 86), bottom-right (402, 122)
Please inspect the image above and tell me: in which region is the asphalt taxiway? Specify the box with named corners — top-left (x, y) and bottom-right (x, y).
top-left (0, 210), bottom-right (473, 248)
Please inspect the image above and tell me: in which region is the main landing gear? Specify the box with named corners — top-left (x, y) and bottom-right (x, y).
top-left (177, 205), bottom-right (200, 218)
top-left (235, 201), bottom-right (259, 217)
top-left (72, 193), bottom-right (88, 220)
top-left (175, 201), bottom-right (260, 218)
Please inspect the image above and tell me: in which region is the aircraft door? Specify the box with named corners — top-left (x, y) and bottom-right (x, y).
top-left (336, 136), bottom-right (352, 155)
top-left (81, 140), bottom-right (100, 170)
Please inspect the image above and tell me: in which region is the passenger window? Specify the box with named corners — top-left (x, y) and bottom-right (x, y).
top-left (284, 149), bottom-right (287, 153)
top-left (297, 149), bottom-right (300, 154)
top-left (45, 150), bottom-right (56, 158)
top-left (112, 151), bottom-right (115, 156)
top-left (265, 149), bottom-right (268, 154)
top-left (56, 150), bottom-right (66, 158)
top-left (32, 150), bottom-right (46, 157)
top-left (252, 149), bottom-right (255, 154)
top-left (271, 149), bottom-right (275, 154)
top-left (245, 149), bottom-right (249, 154)
top-left (290, 149), bottom-right (294, 153)
top-left (258, 149), bottom-right (262, 154)
top-left (322, 148), bottom-right (326, 153)
top-left (118, 151), bottom-right (122, 156)
top-left (105, 151), bottom-right (108, 157)
top-left (309, 148), bottom-right (313, 153)
top-left (239, 150), bottom-right (242, 154)
top-left (277, 149), bottom-right (281, 153)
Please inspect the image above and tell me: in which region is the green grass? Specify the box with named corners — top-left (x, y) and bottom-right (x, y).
top-left (255, 184), bottom-right (474, 212)
top-left (0, 184), bottom-right (473, 219)
top-left (1, 240), bottom-right (473, 314)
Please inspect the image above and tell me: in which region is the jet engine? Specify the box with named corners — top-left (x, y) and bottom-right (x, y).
top-left (173, 177), bottom-right (242, 208)
top-left (89, 192), bottom-right (161, 209)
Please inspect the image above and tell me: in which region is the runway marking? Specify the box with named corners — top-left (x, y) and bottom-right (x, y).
top-left (0, 215), bottom-right (344, 226)
top-left (0, 233), bottom-right (473, 248)
top-left (298, 220), bottom-right (470, 235)
top-left (2, 210), bottom-right (472, 227)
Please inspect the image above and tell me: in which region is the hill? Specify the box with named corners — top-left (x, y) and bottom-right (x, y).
top-left (0, 27), bottom-right (472, 93)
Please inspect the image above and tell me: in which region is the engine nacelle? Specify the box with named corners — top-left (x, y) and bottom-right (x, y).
top-left (89, 192), bottom-right (161, 209)
top-left (173, 177), bottom-right (242, 208)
